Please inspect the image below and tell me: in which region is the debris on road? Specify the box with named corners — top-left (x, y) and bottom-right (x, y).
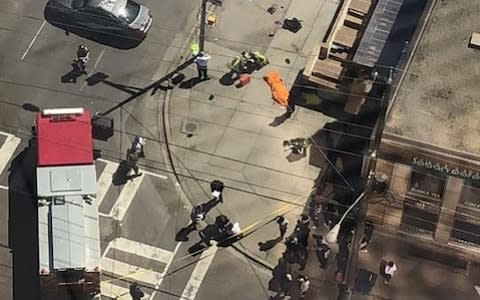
top-left (267, 4), bottom-right (278, 14)
top-left (282, 17), bottom-right (302, 33)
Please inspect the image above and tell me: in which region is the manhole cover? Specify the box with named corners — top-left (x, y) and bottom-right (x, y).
top-left (181, 120), bottom-right (199, 135)
top-left (185, 123), bottom-right (197, 132)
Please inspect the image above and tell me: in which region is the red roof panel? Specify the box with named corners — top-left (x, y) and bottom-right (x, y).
top-left (36, 110), bottom-right (93, 166)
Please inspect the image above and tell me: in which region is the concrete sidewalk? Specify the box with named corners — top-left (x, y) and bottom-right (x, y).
top-left (161, 0), bottom-right (480, 299)
top-left (353, 229), bottom-right (478, 300)
top-left (165, 0), bottom-right (339, 262)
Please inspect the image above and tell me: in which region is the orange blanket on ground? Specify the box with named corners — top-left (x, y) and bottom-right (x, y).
top-left (264, 71), bottom-right (289, 107)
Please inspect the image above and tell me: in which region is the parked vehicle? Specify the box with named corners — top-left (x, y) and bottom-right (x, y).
top-left (45, 0), bottom-right (152, 42)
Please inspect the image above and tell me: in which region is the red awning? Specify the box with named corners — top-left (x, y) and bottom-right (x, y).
top-left (36, 109), bottom-right (93, 166)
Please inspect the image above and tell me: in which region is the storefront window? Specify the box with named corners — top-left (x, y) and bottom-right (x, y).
top-left (450, 205), bottom-right (480, 248)
top-left (400, 198), bottom-right (439, 236)
top-left (408, 170), bottom-right (446, 199)
top-left (460, 180), bottom-right (480, 209)
top-left (451, 218), bottom-right (480, 247)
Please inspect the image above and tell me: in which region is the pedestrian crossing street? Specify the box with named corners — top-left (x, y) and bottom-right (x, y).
top-left (0, 131), bottom-right (181, 300)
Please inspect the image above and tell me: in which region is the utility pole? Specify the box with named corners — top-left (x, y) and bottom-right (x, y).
top-left (338, 67), bottom-right (393, 300)
top-left (199, 0), bottom-right (207, 51)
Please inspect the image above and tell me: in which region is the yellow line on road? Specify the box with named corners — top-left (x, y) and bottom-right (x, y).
top-left (101, 194), bottom-right (307, 284)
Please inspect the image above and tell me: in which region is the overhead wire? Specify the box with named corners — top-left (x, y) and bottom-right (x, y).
top-left (2, 99), bottom-right (480, 216)
top-left (2, 1), bottom-right (476, 292)
top-left (3, 0), bottom-right (479, 243)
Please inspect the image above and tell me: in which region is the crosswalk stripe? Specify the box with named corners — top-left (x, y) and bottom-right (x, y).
top-left (96, 161), bottom-right (118, 208)
top-left (100, 281), bottom-right (150, 299)
top-left (111, 237), bottom-right (173, 265)
top-left (110, 173), bottom-right (144, 221)
top-left (180, 245), bottom-right (218, 300)
top-left (0, 135), bottom-right (21, 175)
top-left (102, 256), bottom-right (163, 287)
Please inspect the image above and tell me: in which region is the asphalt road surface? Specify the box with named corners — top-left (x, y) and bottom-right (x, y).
top-left (0, 131), bottom-right (274, 300)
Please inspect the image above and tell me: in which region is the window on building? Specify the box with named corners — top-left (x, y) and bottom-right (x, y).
top-left (408, 170), bottom-right (446, 199)
top-left (451, 216), bottom-right (480, 247)
top-left (451, 189), bottom-right (480, 248)
top-left (459, 180), bottom-right (480, 210)
top-left (400, 198), bottom-right (439, 236)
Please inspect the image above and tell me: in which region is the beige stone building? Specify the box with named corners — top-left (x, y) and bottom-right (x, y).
top-left (368, 0), bottom-right (480, 258)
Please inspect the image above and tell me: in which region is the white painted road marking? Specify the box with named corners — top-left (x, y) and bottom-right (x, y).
top-left (102, 256), bottom-right (163, 287)
top-left (97, 158), bottom-right (168, 180)
top-left (111, 237), bottom-right (173, 264)
top-left (180, 244), bottom-right (218, 300)
top-left (101, 281), bottom-right (150, 299)
top-left (110, 173), bottom-right (144, 221)
top-left (475, 285), bottom-right (480, 296)
top-left (0, 135), bottom-right (21, 175)
top-left (142, 169), bottom-right (168, 179)
top-left (95, 161), bottom-right (118, 207)
top-left (149, 242), bottom-right (181, 299)
top-left (21, 20), bottom-right (46, 61)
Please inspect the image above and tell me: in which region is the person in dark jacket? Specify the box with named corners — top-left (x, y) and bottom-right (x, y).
top-left (75, 45), bottom-right (90, 74)
top-left (276, 215), bottom-right (289, 238)
top-left (314, 235), bottom-right (331, 269)
top-left (188, 204), bottom-right (205, 230)
top-left (126, 148), bottom-right (141, 177)
top-left (360, 222), bottom-right (375, 252)
top-left (210, 179), bottom-right (224, 203)
top-left (129, 282), bottom-right (144, 300)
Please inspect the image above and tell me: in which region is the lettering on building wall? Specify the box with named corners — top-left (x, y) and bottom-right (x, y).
top-left (462, 201), bottom-right (480, 209)
top-left (411, 157), bottom-right (480, 180)
top-left (410, 186), bottom-right (441, 199)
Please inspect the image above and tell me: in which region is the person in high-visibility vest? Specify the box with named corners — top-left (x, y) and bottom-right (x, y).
top-left (190, 42), bottom-right (200, 57)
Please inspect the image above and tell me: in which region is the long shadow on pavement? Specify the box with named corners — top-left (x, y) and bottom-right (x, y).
top-left (8, 139), bottom-right (40, 300)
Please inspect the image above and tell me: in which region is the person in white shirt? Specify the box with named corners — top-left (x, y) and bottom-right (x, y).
top-left (383, 261), bottom-right (397, 284)
top-left (195, 52), bottom-right (211, 80)
top-left (298, 275), bottom-right (310, 298)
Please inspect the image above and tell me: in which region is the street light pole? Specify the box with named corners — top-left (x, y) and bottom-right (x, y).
top-left (325, 190), bottom-right (367, 244)
top-left (199, 0), bottom-right (207, 51)
top-left (336, 67), bottom-right (394, 300)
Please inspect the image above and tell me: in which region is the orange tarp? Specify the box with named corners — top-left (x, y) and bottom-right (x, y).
top-left (264, 71), bottom-right (289, 107)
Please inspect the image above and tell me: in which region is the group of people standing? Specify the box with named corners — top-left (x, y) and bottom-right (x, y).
top-left (268, 214), bottom-right (314, 299)
top-left (177, 180), bottom-right (243, 247)
top-left (266, 203), bottom-right (398, 299)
